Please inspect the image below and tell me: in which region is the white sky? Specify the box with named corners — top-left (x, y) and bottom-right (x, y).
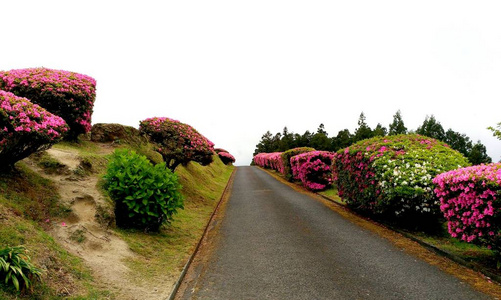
top-left (2, 1), bottom-right (500, 165)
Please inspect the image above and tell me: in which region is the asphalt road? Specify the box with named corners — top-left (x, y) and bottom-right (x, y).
top-left (176, 166), bottom-right (491, 300)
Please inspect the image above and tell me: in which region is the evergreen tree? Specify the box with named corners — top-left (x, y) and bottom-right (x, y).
top-left (311, 123), bottom-right (330, 150)
top-left (253, 131), bottom-right (279, 155)
top-left (388, 110), bottom-right (407, 135)
top-left (354, 112), bottom-right (373, 142)
top-left (468, 141), bottom-right (492, 165)
top-left (332, 129), bottom-right (353, 150)
top-left (416, 115), bottom-right (445, 141)
top-left (373, 123), bottom-right (387, 137)
top-left (279, 127), bottom-right (295, 151)
top-left (444, 129), bottom-right (472, 158)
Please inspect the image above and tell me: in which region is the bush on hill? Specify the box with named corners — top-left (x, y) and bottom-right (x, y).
top-left (0, 68), bottom-right (96, 140)
top-left (0, 90), bottom-right (68, 171)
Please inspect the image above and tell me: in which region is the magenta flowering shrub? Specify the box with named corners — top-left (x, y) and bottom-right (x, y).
top-left (0, 90), bottom-right (68, 171)
top-left (333, 134), bottom-right (469, 223)
top-left (0, 68), bottom-right (96, 140)
top-left (214, 148), bottom-right (229, 154)
top-left (139, 117), bottom-right (215, 171)
top-left (253, 152), bottom-right (284, 173)
top-left (281, 147), bottom-right (315, 181)
top-left (218, 151), bottom-right (236, 165)
top-left (434, 163), bottom-right (501, 250)
top-left (290, 151), bottom-right (335, 191)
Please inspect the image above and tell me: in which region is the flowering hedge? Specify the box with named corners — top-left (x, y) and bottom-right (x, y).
top-left (253, 152), bottom-right (284, 172)
top-left (139, 117), bottom-right (215, 171)
top-left (281, 147), bottom-right (315, 180)
top-left (218, 151), bottom-right (235, 165)
top-left (333, 134), bottom-right (469, 222)
top-left (0, 90), bottom-right (68, 171)
top-left (290, 151), bottom-right (335, 191)
top-left (0, 68), bottom-right (96, 140)
top-left (434, 163), bottom-right (501, 250)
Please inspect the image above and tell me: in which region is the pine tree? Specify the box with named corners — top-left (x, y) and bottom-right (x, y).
top-left (388, 110), bottom-right (407, 135)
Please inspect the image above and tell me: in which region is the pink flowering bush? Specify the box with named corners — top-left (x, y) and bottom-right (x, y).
top-left (290, 151), bottom-right (335, 191)
top-left (0, 90), bottom-right (68, 171)
top-left (139, 117), bottom-right (215, 171)
top-left (0, 68), bottom-right (96, 140)
top-left (434, 163), bottom-right (501, 251)
top-left (333, 134), bottom-right (469, 224)
top-left (281, 147), bottom-right (315, 181)
top-left (218, 151), bottom-right (236, 165)
top-left (253, 152), bottom-right (284, 173)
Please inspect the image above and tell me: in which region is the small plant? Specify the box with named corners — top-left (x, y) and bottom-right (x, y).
top-left (103, 149), bottom-right (184, 231)
top-left (0, 245), bottom-right (42, 293)
top-left (69, 229), bottom-right (86, 243)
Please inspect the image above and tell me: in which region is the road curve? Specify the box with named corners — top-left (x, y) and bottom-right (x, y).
top-left (176, 166), bottom-right (491, 300)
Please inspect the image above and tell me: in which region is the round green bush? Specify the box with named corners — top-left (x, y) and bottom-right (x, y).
top-left (104, 149), bottom-right (184, 231)
top-left (333, 134), bottom-right (470, 226)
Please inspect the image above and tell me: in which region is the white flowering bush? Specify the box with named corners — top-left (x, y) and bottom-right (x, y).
top-left (334, 134), bottom-right (470, 225)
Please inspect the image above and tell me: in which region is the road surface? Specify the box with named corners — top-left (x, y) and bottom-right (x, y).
top-left (176, 166), bottom-right (491, 299)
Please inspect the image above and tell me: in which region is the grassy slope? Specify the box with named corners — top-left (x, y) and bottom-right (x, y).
top-left (115, 155), bottom-right (234, 288)
top-left (0, 140), bottom-right (233, 299)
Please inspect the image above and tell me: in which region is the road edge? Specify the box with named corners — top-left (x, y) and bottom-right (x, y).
top-left (166, 167), bottom-right (237, 300)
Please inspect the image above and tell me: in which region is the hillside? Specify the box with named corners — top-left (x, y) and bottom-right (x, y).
top-left (0, 131), bottom-right (234, 299)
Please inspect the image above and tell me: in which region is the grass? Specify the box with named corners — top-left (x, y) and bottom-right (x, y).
top-left (0, 132), bottom-right (234, 299)
top-left (0, 164), bottom-right (111, 299)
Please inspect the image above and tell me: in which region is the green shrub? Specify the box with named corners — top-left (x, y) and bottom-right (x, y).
top-left (281, 147), bottom-right (315, 181)
top-left (0, 245), bottom-right (42, 293)
top-left (103, 149), bottom-right (184, 232)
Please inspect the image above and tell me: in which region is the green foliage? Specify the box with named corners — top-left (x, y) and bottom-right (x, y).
top-left (468, 141), bottom-right (492, 165)
top-left (0, 245), bottom-right (42, 293)
top-left (353, 112), bottom-right (373, 142)
top-left (416, 115), bottom-right (445, 141)
top-left (388, 110), bottom-right (407, 135)
top-left (104, 149), bottom-right (184, 232)
top-left (488, 122), bottom-right (501, 140)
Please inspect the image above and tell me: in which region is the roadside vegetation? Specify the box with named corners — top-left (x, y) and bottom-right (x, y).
top-left (0, 67), bottom-right (235, 299)
top-left (253, 113), bottom-right (501, 282)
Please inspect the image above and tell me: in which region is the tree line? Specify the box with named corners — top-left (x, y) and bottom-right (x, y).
top-left (253, 111), bottom-right (492, 165)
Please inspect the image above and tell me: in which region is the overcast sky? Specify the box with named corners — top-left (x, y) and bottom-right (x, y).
top-left (2, 1), bottom-right (500, 165)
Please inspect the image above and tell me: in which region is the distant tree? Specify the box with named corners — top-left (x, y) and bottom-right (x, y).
top-left (311, 123), bottom-right (330, 150)
top-left (254, 131), bottom-right (275, 155)
top-left (388, 110), bottom-right (407, 135)
top-left (467, 141), bottom-right (492, 165)
top-left (332, 129), bottom-right (353, 150)
top-left (299, 130), bottom-right (313, 147)
top-left (416, 115), bottom-right (445, 141)
top-left (443, 129), bottom-right (472, 158)
top-left (373, 123), bottom-right (388, 137)
top-left (354, 112), bottom-right (373, 142)
top-left (279, 127), bottom-right (295, 151)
